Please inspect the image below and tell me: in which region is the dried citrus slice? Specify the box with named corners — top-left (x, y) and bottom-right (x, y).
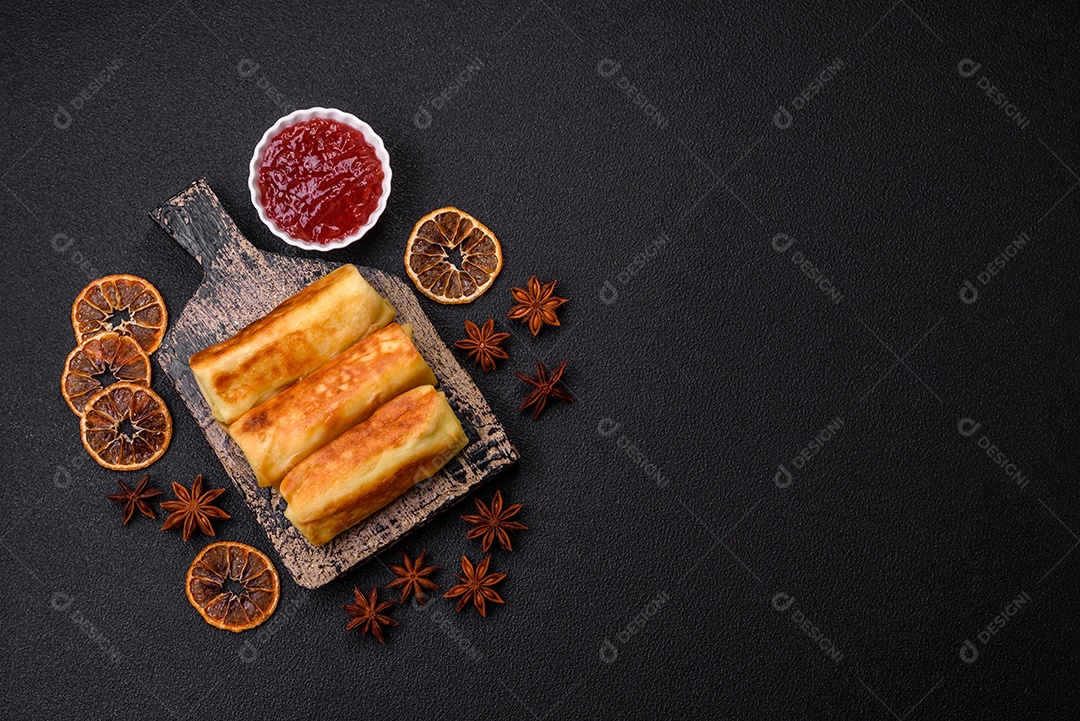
top-left (61, 333), bottom-right (151, 416)
top-left (72, 274), bottom-right (168, 354)
top-left (80, 381), bottom-right (172, 470)
top-left (186, 541), bottom-right (281, 633)
top-left (404, 207), bottom-right (503, 304)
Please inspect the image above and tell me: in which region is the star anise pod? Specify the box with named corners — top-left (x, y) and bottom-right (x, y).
top-left (387, 550), bottom-right (441, 605)
top-left (507, 276), bottom-right (567, 336)
top-left (160, 474), bottom-right (230, 542)
top-left (462, 490), bottom-right (528, 552)
top-left (444, 555), bottom-right (506, 617)
top-left (344, 586), bottom-right (398, 643)
top-left (105, 474), bottom-right (162, 525)
top-left (514, 360), bottom-right (574, 419)
top-left (454, 318), bottom-right (510, 372)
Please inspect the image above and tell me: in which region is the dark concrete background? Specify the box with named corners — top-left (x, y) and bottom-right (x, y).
top-left (2, 1), bottom-right (1078, 718)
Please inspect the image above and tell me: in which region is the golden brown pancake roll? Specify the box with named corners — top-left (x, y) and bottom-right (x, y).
top-left (280, 385), bottom-right (467, 546)
top-left (227, 323), bottom-right (436, 487)
top-left (190, 265), bottom-right (394, 424)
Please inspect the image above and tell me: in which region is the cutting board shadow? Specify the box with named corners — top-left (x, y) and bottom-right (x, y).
top-left (150, 178), bottom-right (518, 589)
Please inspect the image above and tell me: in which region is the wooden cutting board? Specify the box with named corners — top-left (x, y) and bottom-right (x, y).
top-left (150, 179), bottom-right (518, 589)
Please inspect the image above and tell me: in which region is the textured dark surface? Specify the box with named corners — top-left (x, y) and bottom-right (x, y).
top-left (1, 1), bottom-right (1078, 719)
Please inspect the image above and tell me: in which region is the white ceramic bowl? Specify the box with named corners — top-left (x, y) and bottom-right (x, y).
top-left (248, 107), bottom-right (392, 252)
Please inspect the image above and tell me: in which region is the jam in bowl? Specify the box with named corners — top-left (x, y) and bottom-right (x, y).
top-left (249, 108), bottom-right (392, 251)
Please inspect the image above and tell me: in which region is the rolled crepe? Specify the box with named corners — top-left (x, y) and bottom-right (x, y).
top-left (280, 385), bottom-right (467, 546)
top-left (227, 322), bottom-right (437, 487)
top-left (190, 265), bottom-right (394, 424)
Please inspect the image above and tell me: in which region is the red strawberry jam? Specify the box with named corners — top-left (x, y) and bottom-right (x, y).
top-left (257, 118), bottom-right (385, 244)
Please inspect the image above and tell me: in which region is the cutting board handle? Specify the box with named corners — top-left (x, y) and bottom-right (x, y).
top-left (150, 178), bottom-right (262, 279)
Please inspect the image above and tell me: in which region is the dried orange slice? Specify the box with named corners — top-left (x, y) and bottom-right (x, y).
top-left (80, 381), bottom-right (172, 470)
top-left (72, 274), bottom-right (168, 354)
top-left (61, 333), bottom-right (151, 416)
top-left (404, 207), bottom-right (503, 304)
top-left (186, 541), bottom-right (280, 633)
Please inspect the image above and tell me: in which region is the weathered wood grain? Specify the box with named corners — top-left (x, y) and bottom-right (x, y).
top-left (150, 179), bottom-right (518, 589)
